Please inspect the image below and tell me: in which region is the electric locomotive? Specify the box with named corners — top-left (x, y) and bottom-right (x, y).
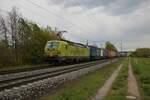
top-left (44, 40), bottom-right (90, 63)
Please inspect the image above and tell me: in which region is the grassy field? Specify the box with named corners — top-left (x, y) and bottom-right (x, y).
top-left (105, 58), bottom-right (128, 100)
top-left (131, 57), bottom-right (150, 100)
top-left (40, 58), bottom-right (124, 100)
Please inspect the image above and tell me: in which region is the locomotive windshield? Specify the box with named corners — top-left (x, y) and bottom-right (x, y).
top-left (46, 42), bottom-right (59, 49)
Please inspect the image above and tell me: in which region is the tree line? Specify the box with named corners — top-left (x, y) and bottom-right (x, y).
top-left (0, 7), bottom-right (61, 67)
top-left (131, 48), bottom-right (150, 57)
top-left (0, 7), bottom-right (119, 68)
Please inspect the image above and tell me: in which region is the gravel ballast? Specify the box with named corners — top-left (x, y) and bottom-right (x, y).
top-left (0, 60), bottom-right (117, 100)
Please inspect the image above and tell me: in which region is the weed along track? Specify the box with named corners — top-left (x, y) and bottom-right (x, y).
top-left (0, 59), bottom-right (119, 100)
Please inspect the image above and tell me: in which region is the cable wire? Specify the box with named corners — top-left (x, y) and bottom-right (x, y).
top-left (26, 0), bottom-right (94, 35)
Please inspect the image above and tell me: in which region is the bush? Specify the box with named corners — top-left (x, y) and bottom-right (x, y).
top-left (0, 7), bottom-right (61, 67)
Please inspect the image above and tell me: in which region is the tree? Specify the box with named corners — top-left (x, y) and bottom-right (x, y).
top-left (0, 7), bottom-right (62, 67)
top-left (135, 48), bottom-right (150, 57)
top-left (0, 15), bottom-right (12, 67)
top-left (105, 41), bottom-right (117, 52)
top-left (0, 41), bottom-right (13, 67)
top-left (0, 16), bottom-right (8, 46)
top-left (105, 41), bottom-right (117, 62)
top-left (8, 7), bottom-right (21, 64)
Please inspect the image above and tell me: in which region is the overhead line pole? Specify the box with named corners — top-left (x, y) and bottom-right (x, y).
top-left (121, 40), bottom-right (123, 53)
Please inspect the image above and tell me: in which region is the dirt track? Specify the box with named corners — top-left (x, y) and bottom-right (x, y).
top-left (127, 59), bottom-right (140, 100)
top-left (92, 58), bottom-right (141, 100)
top-left (92, 63), bottom-right (123, 100)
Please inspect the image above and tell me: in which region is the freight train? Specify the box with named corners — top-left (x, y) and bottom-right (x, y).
top-left (44, 40), bottom-right (117, 63)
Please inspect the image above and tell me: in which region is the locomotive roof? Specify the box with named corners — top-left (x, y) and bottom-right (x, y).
top-left (48, 39), bottom-right (87, 48)
top-left (88, 45), bottom-right (105, 49)
top-left (47, 40), bottom-right (106, 49)
top-left (60, 39), bottom-right (87, 48)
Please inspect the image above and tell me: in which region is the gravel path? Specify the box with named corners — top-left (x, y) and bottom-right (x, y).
top-left (92, 63), bottom-right (123, 100)
top-left (126, 59), bottom-right (141, 100)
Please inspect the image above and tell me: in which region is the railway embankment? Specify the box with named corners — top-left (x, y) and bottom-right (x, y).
top-left (40, 59), bottom-right (123, 100)
top-left (0, 59), bottom-right (119, 100)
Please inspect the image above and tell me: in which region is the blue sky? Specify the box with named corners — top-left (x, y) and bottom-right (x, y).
top-left (0, 0), bottom-right (150, 51)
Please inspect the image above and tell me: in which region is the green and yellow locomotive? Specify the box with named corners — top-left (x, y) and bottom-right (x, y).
top-left (44, 40), bottom-right (90, 63)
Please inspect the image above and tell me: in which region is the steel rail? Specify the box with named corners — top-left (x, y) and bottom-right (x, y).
top-left (0, 59), bottom-right (109, 91)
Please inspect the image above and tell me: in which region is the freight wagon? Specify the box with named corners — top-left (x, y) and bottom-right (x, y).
top-left (88, 45), bottom-right (101, 60)
top-left (88, 46), bottom-right (108, 60)
top-left (107, 50), bottom-right (117, 58)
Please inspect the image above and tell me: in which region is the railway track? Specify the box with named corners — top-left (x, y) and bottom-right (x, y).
top-left (0, 60), bottom-right (108, 75)
top-left (0, 59), bottom-right (109, 91)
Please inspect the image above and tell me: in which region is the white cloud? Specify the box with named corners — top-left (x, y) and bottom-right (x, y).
top-left (0, 0), bottom-right (150, 51)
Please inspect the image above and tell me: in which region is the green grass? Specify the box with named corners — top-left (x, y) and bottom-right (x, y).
top-left (40, 58), bottom-right (124, 100)
top-left (105, 58), bottom-right (128, 100)
top-left (131, 57), bottom-right (150, 100)
top-left (0, 63), bottom-right (50, 75)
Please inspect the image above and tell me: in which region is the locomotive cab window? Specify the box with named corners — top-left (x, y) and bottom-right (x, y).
top-left (46, 42), bottom-right (59, 49)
